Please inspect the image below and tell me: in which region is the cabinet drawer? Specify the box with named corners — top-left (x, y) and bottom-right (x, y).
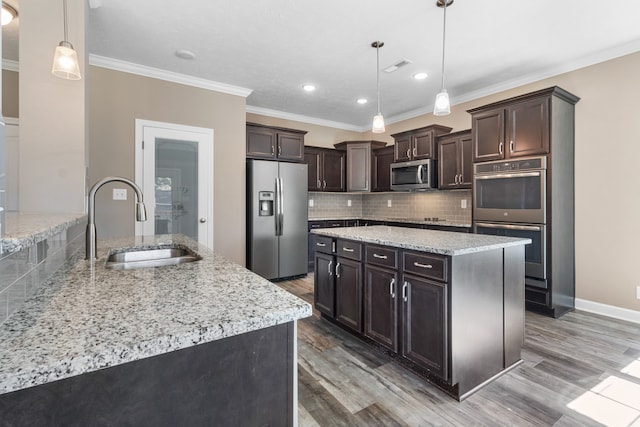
top-left (336, 239), bottom-right (362, 261)
top-left (314, 235), bottom-right (334, 254)
top-left (403, 251), bottom-right (448, 282)
top-left (365, 245), bottom-right (398, 269)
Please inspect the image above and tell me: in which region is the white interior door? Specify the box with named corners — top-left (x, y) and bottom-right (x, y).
top-left (135, 120), bottom-right (214, 249)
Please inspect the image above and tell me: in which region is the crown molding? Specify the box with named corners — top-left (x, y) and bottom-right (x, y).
top-left (2, 59), bottom-right (19, 72)
top-left (88, 54), bottom-right (253, 98)
top-left (246, 105), bottom-right (363, 132)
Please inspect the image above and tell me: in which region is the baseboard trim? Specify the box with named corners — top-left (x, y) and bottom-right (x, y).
top-left (575, 298), bottom-right (640, 325)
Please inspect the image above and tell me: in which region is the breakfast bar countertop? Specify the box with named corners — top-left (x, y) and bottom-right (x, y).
top-left (0, 234), bottom-right (312, 395)
top-left (312, 225), bottom-right (530, 256)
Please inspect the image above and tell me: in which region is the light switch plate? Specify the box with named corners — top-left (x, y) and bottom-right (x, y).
top-left (636, 286), bottom-right (640, 300)
top-left (113, 188), bottom-right (127, 200)
top-left (461, 199), bottom-right (467, 209)
top-left (387, 200), bottom-right (392, 207)
top-left (347, 199), bottom-right (352, 207)
top-left (308, 199), bottom-right (314, 207)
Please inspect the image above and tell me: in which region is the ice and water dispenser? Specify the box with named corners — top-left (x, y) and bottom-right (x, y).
top-left (258, 191), bottom-right (274, 216)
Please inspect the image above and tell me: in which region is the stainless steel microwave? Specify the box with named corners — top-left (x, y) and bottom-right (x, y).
top-left (390, 159), bottom-right (437, 191)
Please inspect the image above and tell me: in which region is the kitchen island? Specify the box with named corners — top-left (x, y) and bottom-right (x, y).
top-left (0, 234), bottom-right (311, 425)
top-left (311, 225), bottom-right (530, 401)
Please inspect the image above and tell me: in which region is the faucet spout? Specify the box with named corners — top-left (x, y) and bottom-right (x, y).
top-left (86, 176), bottom-right (147, 260)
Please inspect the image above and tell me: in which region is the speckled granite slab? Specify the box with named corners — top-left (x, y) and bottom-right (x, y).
top-left (312, 225), bottom-right (530, 255)
top-left (1, 212), bottom-right (87, 254)
top-left (308, 216), bottom-right (472, 228)
top-left (0, 234), bottom-right (312, 395)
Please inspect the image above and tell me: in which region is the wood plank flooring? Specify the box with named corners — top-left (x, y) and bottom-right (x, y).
top-left (277, 275), bottom-right (640, 427)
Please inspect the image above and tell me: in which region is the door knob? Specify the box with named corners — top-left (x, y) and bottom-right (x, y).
top-left (199, 218), bottom-right (207, 223)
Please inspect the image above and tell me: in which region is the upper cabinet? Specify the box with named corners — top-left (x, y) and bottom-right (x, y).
top-left (246, 123), bottom-right (307, 162)
top-left (469, 87), bottom-right (579, 163)
top-left (304, 146), bottom-right (346, 192)
top-left (437, 130), bottom-right (472, 190)
top-left (391, 125), bottom-right (452, 162)
top-left (334, 141), bottom-right (387, 192)
top-left (372, 145), bottom-right (395, 192)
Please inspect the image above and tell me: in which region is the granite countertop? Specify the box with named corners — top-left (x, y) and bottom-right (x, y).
top-left (0, 234), bottom-right (312, 395)
top-left (312, 225), bottom-right (530, 256)
top-left (1, 212), bottom-right (87, 254)
top-left (309, 216), bottom-right (472, 228)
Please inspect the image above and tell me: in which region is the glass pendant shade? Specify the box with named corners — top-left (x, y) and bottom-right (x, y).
top-left (1, 4), bottom-right (17, 26)
top-left (433, 88), bottom-right (450, 116)
top-left (372, 114), bottom-right (386, 133)
top-left (52, 41), bottom-right (81, 80)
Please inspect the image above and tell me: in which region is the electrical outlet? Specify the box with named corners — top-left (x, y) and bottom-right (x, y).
top-left (113, 188), bottom-right (127, 200)
top-left (461, 199), bottom-right (467, 209)
top-left (347, 199), bottom-right (352, 207)
top-left (387, 199), bottom-right (392, 207)
top-left (308, 199), bottom-right (314, 207)
top-left (636, 286), bottom-right (640, 300)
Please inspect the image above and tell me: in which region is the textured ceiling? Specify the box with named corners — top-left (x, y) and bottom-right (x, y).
top-left (6, 1), bottom-right (640, 130)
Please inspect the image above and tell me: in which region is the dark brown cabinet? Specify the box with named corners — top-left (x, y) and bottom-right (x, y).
top-left (304, 146), bottom-right (346, 192)
top-left (438, 130), bottom-right (472, 190)
top-left (246, 123), bottom-right (306, 162)
top-left (333, 141), bottom-right (387, 192)
top-left (314, 251), bottom-right (335, 317)
top-left (391, 125), bottom-right (452, 162)
top-left (335, 257), bottom-right (362, 332)
top-left (372, 145), bottom-right (395, 192)
top-left (469, 93), bottom-right (552, 162)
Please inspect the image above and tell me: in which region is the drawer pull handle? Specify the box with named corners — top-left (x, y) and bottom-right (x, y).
top-left (402, 281), bottom-right (408, 303)
top-left (389, 278), bottom-right (396, 298)
top-left (413, 261), bottom-right (433, 269)
top-left (336, 262), bottom-right (341, 278)
top-left (316, 242), bottom-right (326, 247)
top-left (343, 247), bottom-right (355, 252)
top-left (373, 253), bottom-right (388, 259)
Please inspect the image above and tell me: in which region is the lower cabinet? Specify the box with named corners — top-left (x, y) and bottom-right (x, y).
top-left (364, 265), bottom-right (398, 352)
top-left (335, 258), bottom-right (362, 332)
top-left (401, 274), bottom-right (448, 380)
top-left (314, 251), bottom-right (335, 317)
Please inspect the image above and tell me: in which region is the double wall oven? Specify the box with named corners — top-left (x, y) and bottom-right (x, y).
top-left (473, 157), bottom-right (547, 289)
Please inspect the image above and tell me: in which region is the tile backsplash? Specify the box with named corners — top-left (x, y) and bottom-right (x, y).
top-left (308, 190), bottom-right (472, 224)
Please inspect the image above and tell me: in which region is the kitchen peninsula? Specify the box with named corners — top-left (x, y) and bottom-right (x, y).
top-left (0, 234), bottom-right (311, 426)
top-left (311, 225), bottom-right (530, 400)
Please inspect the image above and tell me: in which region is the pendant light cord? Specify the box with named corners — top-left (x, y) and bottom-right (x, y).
top-left (376, 42), bottom-right (381, 115)
top-left (63, 0), bottom-right (69, 42)
top-left (440, 2), bottom-right (447, 90)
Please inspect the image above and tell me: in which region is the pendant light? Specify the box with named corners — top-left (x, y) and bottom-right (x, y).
top-left (51, 0), bottom-right (81, 80)
top-left (433, 0), bottom-right (452, 116)
top-left (371, 41), bottom-right (385, 133)
top-left (1, 3), bottom-right (17, 26)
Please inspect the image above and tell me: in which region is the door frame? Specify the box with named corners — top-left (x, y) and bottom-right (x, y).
top-left (134, 119), bottom-right (214, 249)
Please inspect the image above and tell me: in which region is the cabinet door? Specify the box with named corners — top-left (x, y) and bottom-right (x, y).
top-left (308, 222), bottom-right (326, 272)
top-left (364, 265), bottom-right (398, 352)
top-left (322, 150), bottom-right (346, 192)
top-left (346, 143), bottom-right (371, 192)
top-left (438, 137), bottom-right (459, 190)
top-left (412, 129), bottom-right (435, 160)
top-left (335, 257), bottom-right (362, 333)
top-left (277, 132), bottom-right (304, 162)
top-left (402, 274), bottom-right (448, 380)
top-left (507, 97), bottom-right (550, 158)
top-left (314, 252), bottom-right (335, 317)
top-left (459, 135), bottom-right (473, 188)
top-left (472, 108), bottom-right (505, 162)
top-left (246, 126), bottom-right (276, 159)
top-left (372, 146), bottom-right (394, 192)
top-left (394, 135), bottom-right (412, 162)
top-left (304, 148), bottom-right (322, 191)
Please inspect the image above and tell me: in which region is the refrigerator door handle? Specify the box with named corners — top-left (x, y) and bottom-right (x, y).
top-left (275, 177), bottom-right (282, 236)
top-left (277, 177), bottom-right (285, 236)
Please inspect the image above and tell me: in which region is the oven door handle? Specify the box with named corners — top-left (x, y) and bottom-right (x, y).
top-left (474, 171), bottom-right (541, 180)
top-left (475, 222), bottom-right (542, 232)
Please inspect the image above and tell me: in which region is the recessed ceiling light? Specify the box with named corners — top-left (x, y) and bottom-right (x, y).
top-left (302, 84), bottom-right (316, 92)
top-left (413, 72), bottom-right (428, 80)
top-left (356, 98), bottom-right (368, 105)
top-left (175, 49), bottom-right (196, 60)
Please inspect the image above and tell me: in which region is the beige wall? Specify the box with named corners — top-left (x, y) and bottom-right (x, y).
top-left (19, 0), bottom-right (86, 213)
top-left (2, 70), bottom-right (18, 118)
top-left (251, 51), bottom-right (640, 312)
top-left (88, 66), bottom-right (247, 265)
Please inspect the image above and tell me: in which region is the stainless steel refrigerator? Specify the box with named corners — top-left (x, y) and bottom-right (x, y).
top-left (247, 159), bottom-right (308, 280)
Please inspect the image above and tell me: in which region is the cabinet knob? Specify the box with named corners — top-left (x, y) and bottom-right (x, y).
top-left (499, 142), bottom-right (504, 155)
top-left (509, 140), bottom-right (514, 153)
top-left (199, 218), bottom-right (207, 223)
top-left (413, 147), bottom-right (417, 157)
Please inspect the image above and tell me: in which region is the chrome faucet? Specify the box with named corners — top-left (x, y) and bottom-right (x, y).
top-left (86, 176), bottom-right (147, 259)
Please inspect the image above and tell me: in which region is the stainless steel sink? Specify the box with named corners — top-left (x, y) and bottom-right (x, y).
top-left (105, 245), bottom-right (202, 270)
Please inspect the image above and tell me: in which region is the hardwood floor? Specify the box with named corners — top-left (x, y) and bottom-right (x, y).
top-left (277, 275), bottom-right (640, 427)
